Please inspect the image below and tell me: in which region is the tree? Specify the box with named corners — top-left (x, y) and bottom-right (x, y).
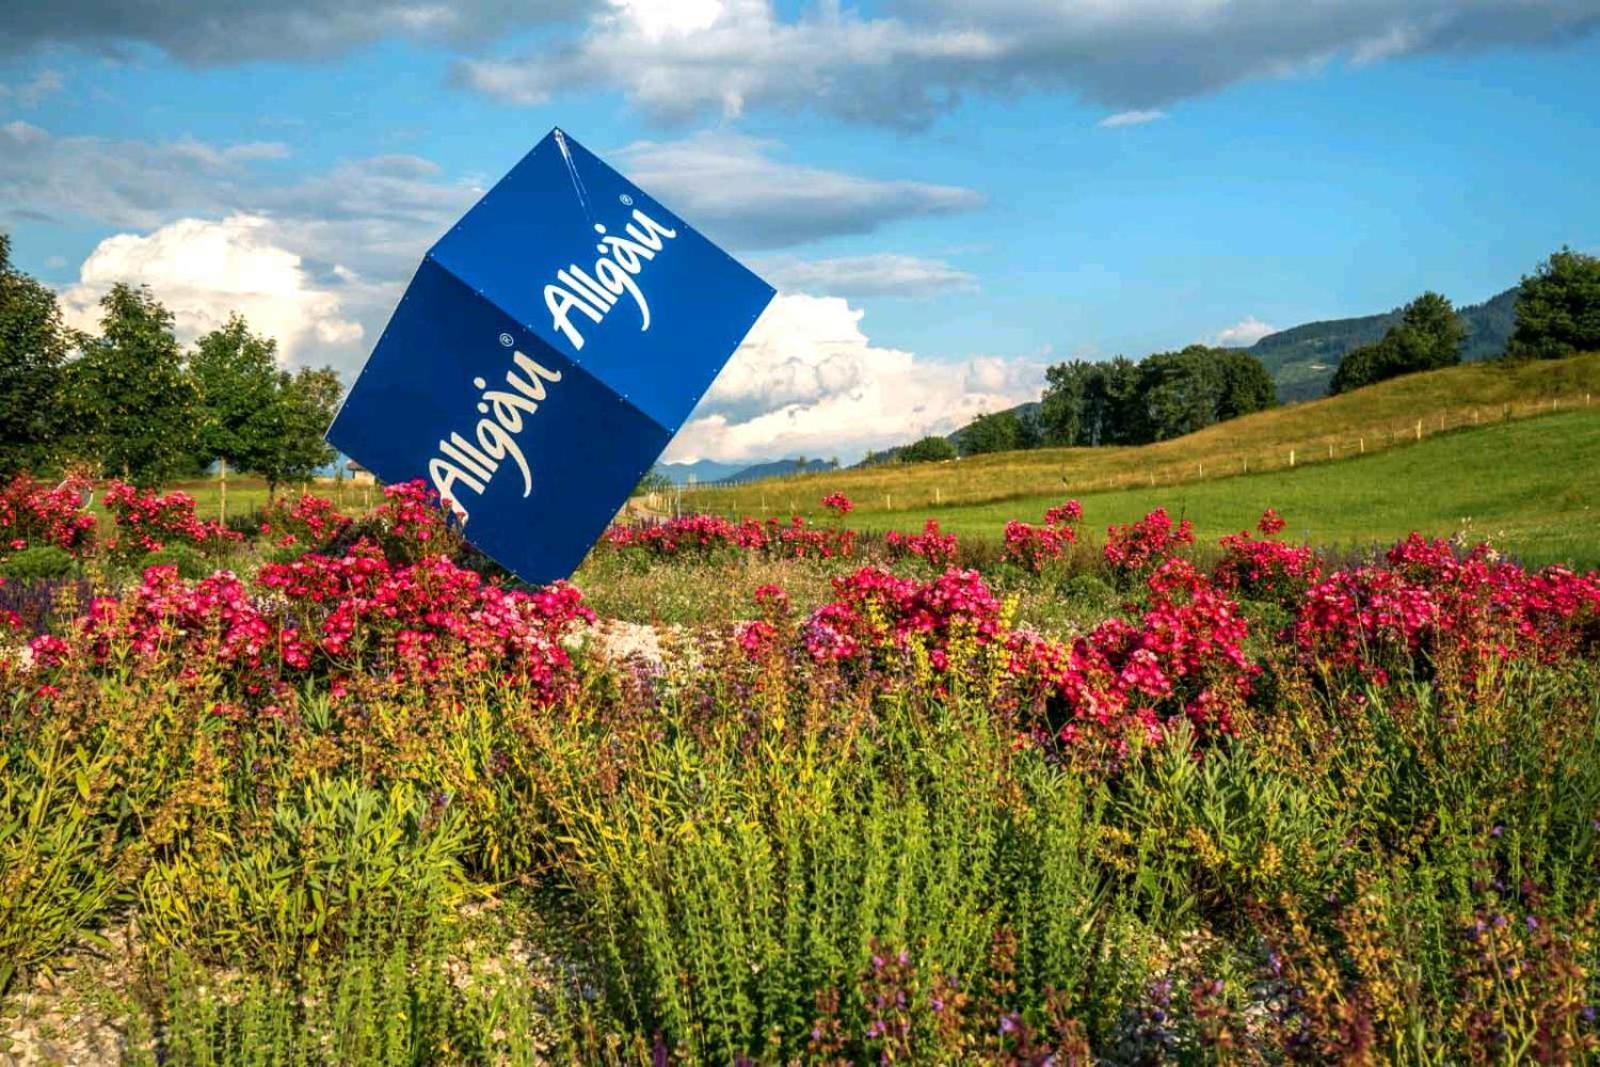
top-left (253, 366), bottom-right (341, 497)
top-left (64, 284), bottom-right (200, 485)
top-left (190, 315), bottom-right (282, 475)
top-left (959, 410), bottom-right (1023, 456)
top-left (1330, 292), bottom-right (1464, 395)
top-left (901, 435), bottom-right (958, 463)
top-left (634, 467), bottom-right (672, 495)
top-left (1213, 349), bottom-right (1278, 421)
top-left (1396, 291), bottom-right (1466, 370)
top-left (1016, 409), bottom-right (1043, 450)
top-left (1137, 345), bottom-right (1275, 442)
top-left (1040, 357), bottom-right (1143, 447)
top-left (0, 234), bottom-right (72, 476)
top-left (1508, 248), bottom-right (1600, 360)
top-left (1328, 338), bottom-right (1391, 395)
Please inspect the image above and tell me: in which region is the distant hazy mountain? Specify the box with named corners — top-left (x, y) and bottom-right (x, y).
top-left (655, 459), bottom-right (746, 486)
top-left (656, 457), bottom-right (836, 486)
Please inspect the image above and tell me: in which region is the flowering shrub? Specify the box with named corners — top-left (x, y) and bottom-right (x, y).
top-left (603, 513), bottom-right (856, 561)
top-left (27, 544), bottom-right (594, 713)
top-left (1294, 534), bottom-right (1600, 686)
top-left (1213, 510), bottom-right (1320, 605)
top-left (884, 519), bottom-right (960, 569)
top-left (0, 474), bottom-right (96, 557)
top-left (258, 492), bottom-right (352, 552)
top-left (1008, 558), bottom-right (1255, 757)
top-left (820, 492), bottom-right (854, 517)
top-left (1000, 501), bottom-right (1082, 573)
top-left (258, 547), bottom-right (593, 697)
top-left (350, 480), bottom-right (463, 564)
top-left (103, 481), bottom-right (240, 559)
top-left (802, 566), bottom-right (1002, 671)
top-left (603, 513), bottom-right (766, 558)
top-left (1104, 507), bottom-right (1194, 581)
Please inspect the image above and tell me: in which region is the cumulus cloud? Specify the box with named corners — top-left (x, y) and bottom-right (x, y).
top-left (0, 0), bottom-right (583, 64)
top-left (60, 215), bottom-right (367, 366)
top-left (1098, 109), bottom-right (1166, 128)
top-left (611, 132), bottom-right (981, 250)
top-left (753, 253), bottom-right (977, 299)
top-left (458, 0), bottom-right (1599, 125)
top-left (1, 122), bottom-right (489, 370)
top-left (664, 293), bottom-right (1045, 464)
top-left (1212, 315), bottom-right (1276, 347)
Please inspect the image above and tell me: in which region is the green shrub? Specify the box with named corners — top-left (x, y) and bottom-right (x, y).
top-left (0, 545), bottom-right (75, 581)
top-left (138, 777), bottom-right (470, 971)
top-left (0, 733), bottom-right (123, 996)
top-left (539, 680), bottom-right (1146, 1060)
top-left (140, 932), bottom-right (552, 1067)
top-left (138, 544), bottom-right (212, 580)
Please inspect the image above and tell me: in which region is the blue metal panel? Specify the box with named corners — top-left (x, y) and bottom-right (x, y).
top-left (429, 129), bottom-right (774, 434)
top-left (326, 128), bottom-right (771, 584)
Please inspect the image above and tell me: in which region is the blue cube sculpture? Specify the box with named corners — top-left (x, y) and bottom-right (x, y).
top-left (327, 128), bottom-right (775, 583)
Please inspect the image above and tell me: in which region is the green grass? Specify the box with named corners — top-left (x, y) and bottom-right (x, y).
top-left (852, 408), bottom-right (1600, 567)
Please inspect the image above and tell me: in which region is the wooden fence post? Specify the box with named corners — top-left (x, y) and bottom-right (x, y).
top-left (218, 456), bottom-right (227, 523)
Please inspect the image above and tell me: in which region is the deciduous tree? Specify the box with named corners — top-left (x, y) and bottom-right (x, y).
top-left (1508, 248), bottom-right (1600, 360)
top-left (65, 284), bottom-right (200, 485)
top-left (0, 234), bottom-right (71, 476)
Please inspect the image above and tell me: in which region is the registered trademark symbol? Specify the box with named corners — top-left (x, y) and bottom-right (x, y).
top-left (498, 332), bottom-right (514, 348)
top-left (619, 193), bottom-right (634, 206)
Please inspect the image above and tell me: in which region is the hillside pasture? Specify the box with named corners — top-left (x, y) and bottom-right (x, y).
top-left (679, 353), bottom-right (1600, 523)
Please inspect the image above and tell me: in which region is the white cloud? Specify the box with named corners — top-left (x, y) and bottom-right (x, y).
top-left (456, 0), bottom-right (1600, 125)
top-left (752, 253), bottom-right (977, 298)
top-left (60, 215), bottom-right (365, 365)
top-left (664, 293), bottom-right (1045, 463)
top-left (0, 70), bottom-right (64, 108)
top-left (611, 132), bottom-right (982, 250)
top-left (1098, 109), bottom-right (1166, 128)
top-left (1212, 315), bottom-right (1276, 347)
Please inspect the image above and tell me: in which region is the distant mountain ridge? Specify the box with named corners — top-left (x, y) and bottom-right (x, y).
top-left (657, 457), bottom-right (836, 486)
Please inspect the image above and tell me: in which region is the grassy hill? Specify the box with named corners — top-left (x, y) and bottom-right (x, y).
top-left (882, 408), bottom-right (1600, 567)
top-left (681, 354), bottom-right (1600, 562)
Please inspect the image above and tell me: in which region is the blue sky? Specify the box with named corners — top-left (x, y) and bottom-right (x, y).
top-left (2, 1), bottom-right (1597, 462)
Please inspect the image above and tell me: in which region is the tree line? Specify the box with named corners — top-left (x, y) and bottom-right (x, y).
top-left (882, 344), bottom-right (1277, 466)
top-left (0, 233), bottom-right (342, 490)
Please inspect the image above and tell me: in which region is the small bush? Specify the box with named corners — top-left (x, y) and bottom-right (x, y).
top-left (0, 734), bottom-right (124, 996)
top-left (0, 545), bottom-right (75, 581)
top-left (138, 545), bottom-right (212, 580)
top-left (138, 778), bottom-right (469, 972)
